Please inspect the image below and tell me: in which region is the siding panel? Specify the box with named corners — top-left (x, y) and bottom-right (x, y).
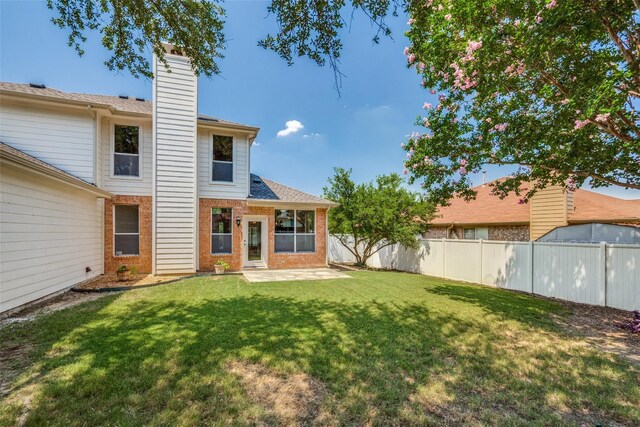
top-left (153, 52), bottom-right (198, 274)
top-left (0, 101), bottom-right (95, 182)
top-left (0, 164), bottom-right (103, 313)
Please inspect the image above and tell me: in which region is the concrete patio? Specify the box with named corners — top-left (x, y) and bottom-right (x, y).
top-left (242, 268), bottom-right (351, 283)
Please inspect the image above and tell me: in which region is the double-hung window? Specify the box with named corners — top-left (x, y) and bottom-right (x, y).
top-left (212, 135), bottom-right (233, 182)
top-left (211, 208), bottom-right (233, 254)
top-left (113, 125), bottom-right (140, 177)
top-left (114, 205), bottom-right (140, 256)
top-left (274, 209), bottom-right (315, 253)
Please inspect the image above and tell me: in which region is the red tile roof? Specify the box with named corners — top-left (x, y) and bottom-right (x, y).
top-left (431, 180), bottom-right (640, 225)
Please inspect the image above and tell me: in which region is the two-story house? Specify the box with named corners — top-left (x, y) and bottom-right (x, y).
top-left (0, 45), bottom-right (336, 314)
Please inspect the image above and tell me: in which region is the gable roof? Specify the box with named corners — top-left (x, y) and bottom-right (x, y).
top-left (0, 142), bottom-right (112, 198)
top-left (248, 174), bottom-right (337, 207)
top-left (0, 82), bottom-right (259, 132)
top-left (431, 179), bottom-right (640, 226)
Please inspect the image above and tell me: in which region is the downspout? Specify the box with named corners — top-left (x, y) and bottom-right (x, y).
top-left (446, 223), bottom-right (454, 239)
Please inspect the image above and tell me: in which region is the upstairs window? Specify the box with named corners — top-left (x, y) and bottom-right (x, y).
top-left (212, 135), bottom-right (233, 182)
top-left (274, 209), bottom-right (315, 253)
top-left (114, 125), bottom-right (140, 177)
top-left (211, 208), bottom-right (233, 254)
top-left (114, 205), bottom-right (139, 256)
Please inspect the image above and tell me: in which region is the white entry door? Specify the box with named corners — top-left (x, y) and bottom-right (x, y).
top-left (242, 216), bottom-right (268, 268)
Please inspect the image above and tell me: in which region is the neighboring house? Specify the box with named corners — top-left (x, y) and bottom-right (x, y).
top-left (425, 179), bottom-right (640, 241)
top-left (0, 44), bottom-right (336, 313)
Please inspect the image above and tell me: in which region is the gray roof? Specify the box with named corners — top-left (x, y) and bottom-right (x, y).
top-left (249, 174), bottom-right (337, 206)
top-left (0, 82), bottom-right (258, 130)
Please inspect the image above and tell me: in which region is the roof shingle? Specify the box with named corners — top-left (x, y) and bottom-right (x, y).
top-left (249, 174), bottom-right (336, 206)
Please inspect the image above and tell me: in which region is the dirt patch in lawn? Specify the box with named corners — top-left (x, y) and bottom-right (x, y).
top-left (554, 301), bottom-right (640, 365)
top-left (74, 273), bottom-right (185, 290)
top-left (227, 360), bottom-right (331, 426)
top-left (0, 292), bottom-right (109, 327)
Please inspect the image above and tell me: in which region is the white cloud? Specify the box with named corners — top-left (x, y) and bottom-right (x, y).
top-left (302, 133), bottom-right (321, 139)
top-left (277, 120), bottom-right (304, 137)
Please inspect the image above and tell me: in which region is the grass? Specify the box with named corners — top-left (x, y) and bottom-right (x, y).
top-left (1, 271), bottom-right (639, 426)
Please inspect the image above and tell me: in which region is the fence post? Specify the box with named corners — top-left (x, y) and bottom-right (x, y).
top-left (529, 241), bottom-right (534, 294)
top-left (600, 242), bottom-right (607, 307)
top-left (442, 238), bottom-right (446, 278)
top-left (478, 239), bottom-right (483, 284)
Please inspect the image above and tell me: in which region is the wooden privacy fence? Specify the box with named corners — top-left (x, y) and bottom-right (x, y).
top-left (328, 236), bottom-right (640, 311)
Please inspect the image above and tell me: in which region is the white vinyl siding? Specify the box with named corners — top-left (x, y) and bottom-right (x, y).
top-left (0, 163), bottom-right (103, 313)
top-left (153, 51), bottom-right (198, 274)
top-left (198, 130), bottom-right (249, 199)
top-left (100, 118), bottom-right (153, 195)
top-left (0, 100), bottom-right (95, 183)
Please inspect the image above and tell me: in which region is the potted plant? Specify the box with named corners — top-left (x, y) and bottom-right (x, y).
top-left (214, 259), bottom-right (230, 275)
top-left (116, 265), bottom-right (131, 281)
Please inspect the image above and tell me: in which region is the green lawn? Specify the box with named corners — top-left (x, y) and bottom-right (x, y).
top-left (1, 271), bottom-right (638, 426)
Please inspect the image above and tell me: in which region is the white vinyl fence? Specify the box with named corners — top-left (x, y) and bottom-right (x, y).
top-left (328, 236), bottom-right (640, 311)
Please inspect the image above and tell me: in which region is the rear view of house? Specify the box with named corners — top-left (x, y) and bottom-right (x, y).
top-left (0, 45), bottom-right (336, 314)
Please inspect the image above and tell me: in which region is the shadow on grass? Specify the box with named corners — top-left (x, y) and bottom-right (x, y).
top-left (1, 288), bottom-right (638, 426)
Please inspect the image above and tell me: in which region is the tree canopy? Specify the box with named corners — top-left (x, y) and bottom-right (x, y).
top-left (401, 0), bottom-right (640, 205)
top-left (323, 168), bottom-right (435, 266)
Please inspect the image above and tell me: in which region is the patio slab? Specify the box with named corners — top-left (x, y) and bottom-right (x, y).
top-left (242, 268), bottom-right (351, 283)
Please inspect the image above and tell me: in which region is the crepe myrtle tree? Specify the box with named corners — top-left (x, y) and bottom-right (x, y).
top-left (323, 168), bottom-right (435, 267)
top-left (401, 0), bottom-right (640, 205)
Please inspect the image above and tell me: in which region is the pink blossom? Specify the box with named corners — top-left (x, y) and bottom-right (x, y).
top-left (407, 153), bottom-right (412, 158)
top-left (461, 159), bottom-right (467, 166)
top-left (494, 123), bottom-right (508, 132)
top-left (505, 64), bottom-right (515, 74)
top-left (477, 135), bottom-right (483, 140)
top-left (574, 119), bottom-right (589, 129)
top-left (514, 19), bottom-right (521, 26)
top-left (485, 118), bottom-right (492, 123)
top-left (417, 62), bottom-right (426, 72)
top-left (535, 15), bottom-right (543, 24)
top-left (518, 198), bottom-right (525, 205)
top-left (403, 168), bottom-right (408, 174)
top-left (407, 18), bottom-right (415, 25)
top-left (400, 143), bottom-right (405, 148)
top-left (437, 4), bottom-right (444, 11)
top-left (430, 89), bottom-right (437, 94)
top-left (459, 166), bottom-right (467, 175)
top-left (444, 14), bottom-right (452, 21)
top-left (595, 113), bottom-right (610, 123)
top-left (403, 47), bottom-right (410, 55)
top-left (423, 118), bottom-right (430, 126)
top-left (423, 102), bottom-right (432, 109)
top-left (560, 98), bottom-right (569, 105)
top-left (407, 54), bottom-right (416, 64)
top-left (438, 94), bottom-right (446, 102)
top-left (546, 0), bottom-right (557, 9)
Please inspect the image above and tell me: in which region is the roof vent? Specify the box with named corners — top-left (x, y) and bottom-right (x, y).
top-left (252, 177), bottom-right (262, 184)
top-left (29, 83), bottom-right (46, 89)
top-left (119, 95), bottom-right (129, 100)
top-left (135, 97), bottom-right (145, 102)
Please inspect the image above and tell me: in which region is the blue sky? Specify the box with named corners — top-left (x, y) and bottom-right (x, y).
top-left (1, 0), bottom-right (638, 200)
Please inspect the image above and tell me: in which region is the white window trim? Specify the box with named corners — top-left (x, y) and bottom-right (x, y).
top-left (274, 208), bottom-right (317, 254)
top-left (113, 204), bottom-right (140, 257)
top-left (211, 207), bottom-right (233, 255)
top-left (111, 122), bottom-right (143, 181)
top-left (209, 132), bottom-right (235, 185)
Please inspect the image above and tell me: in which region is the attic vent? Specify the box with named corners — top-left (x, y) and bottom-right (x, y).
top-left (135, 97), bottom-right (145, 102)
top-left (252, 177), bottom-right (262, 184)
top-left (119, 95), bottom-right (129, 100)
top-left (29, 83), bottom-right (46, 89)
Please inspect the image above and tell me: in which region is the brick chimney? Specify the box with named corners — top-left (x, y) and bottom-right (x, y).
top-left (152, 44), bottom-right (198, 274)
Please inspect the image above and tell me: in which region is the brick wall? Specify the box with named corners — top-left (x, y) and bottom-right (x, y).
top-left (199, 198), bottom-right (248, 271)
top-left (104, 195), bottom-right (152, 273)
top-left (198, 200), bottom-right (328, 271)
top-left (424, 224), bottom-right (530, 241)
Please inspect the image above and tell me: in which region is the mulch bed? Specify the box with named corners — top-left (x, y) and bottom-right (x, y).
top-left (553, 300), bottom-right (640, 365)
top-left (73, 274), bottom-right (188, 291)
